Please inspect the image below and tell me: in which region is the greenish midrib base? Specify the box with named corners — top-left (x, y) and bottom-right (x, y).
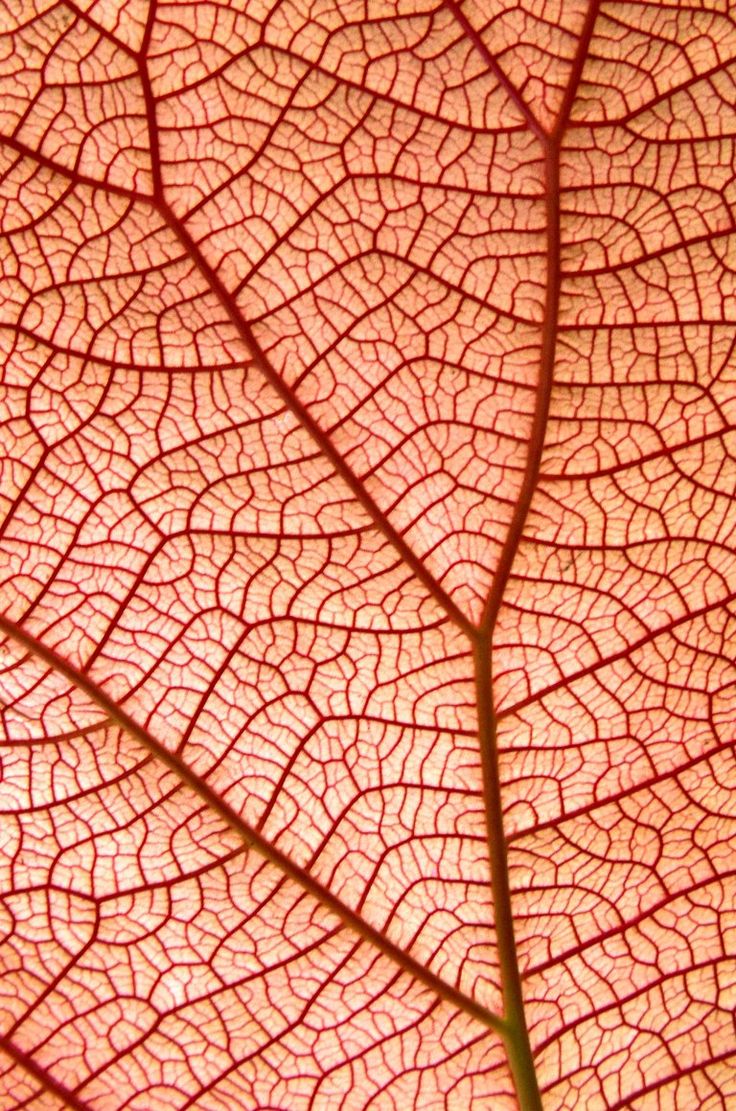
top-left (474, 638), bottom-right (544, 1111)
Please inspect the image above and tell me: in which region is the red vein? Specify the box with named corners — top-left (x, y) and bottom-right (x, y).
top-left (606, 1046), bottom-right (736, 1110)
top-left (155, 205), bottom-right (476, 638)
top-left (0, 1033), bottom-right (93, 1111)
top-left (1, 135), bottom-right (142, 203)
top-left (552, 0), bottom-right (602, 141)
top-left (499, 585), bottom-right (736, 726)
top-left (0, 614), bottom-right (505, 1039)
top-left (480, 144), bottom-right (561, 638)
top-left (444, 0), bottom-right (548, 142)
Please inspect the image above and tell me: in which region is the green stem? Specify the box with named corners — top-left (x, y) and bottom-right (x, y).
top-left (474, 637), bottom-right (543, 1111)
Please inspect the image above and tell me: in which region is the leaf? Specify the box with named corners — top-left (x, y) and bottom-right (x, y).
top-left (1, 1), bottom-right (735, 1108)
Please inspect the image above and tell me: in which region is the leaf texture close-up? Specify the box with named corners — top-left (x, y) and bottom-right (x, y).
top-left (1, 0), bottom-right (736, 1107)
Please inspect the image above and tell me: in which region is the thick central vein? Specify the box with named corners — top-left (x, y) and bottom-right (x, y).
top-left (468, 142), bottom-right (561, 1111)
top-left (450, 4), bottom-right (602, 1106)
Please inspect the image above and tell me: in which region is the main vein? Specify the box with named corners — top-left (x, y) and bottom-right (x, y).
top-left (451, 4), bottom-right (602, 1107)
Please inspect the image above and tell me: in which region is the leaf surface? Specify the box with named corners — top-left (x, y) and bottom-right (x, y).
top-left (1, 1), bottom-right (735, 1108)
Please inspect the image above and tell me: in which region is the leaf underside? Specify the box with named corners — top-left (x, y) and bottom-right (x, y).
top-left (1, 1), bottom-right (735, 1108)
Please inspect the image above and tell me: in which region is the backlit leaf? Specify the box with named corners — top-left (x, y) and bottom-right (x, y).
top-left (1, 1), bottom-right (735, 1107)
